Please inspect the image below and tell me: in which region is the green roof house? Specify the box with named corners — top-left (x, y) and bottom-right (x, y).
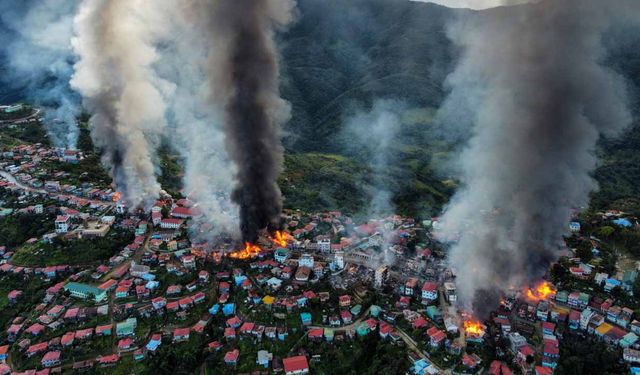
top-left (64, 282), bottom-right (107, 302)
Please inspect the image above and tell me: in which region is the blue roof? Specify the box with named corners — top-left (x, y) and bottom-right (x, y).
top-left (606, 278), bottom-right (622, 286)
top-left (146, 340), bottom-right (160, 351)
top-left (300, 312), bottom-right (312, 322)
top-left (222, 303), bottom-right (235, 316)
top-left (614, 218), bottom-right (633, 228)
top-left (209, 304), bottom-right (220, 315)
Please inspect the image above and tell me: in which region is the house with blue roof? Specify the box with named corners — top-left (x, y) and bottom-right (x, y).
top-left (223, 303), bottom-right (236, 316)
top-left (604, 278), bottom-right (622, 293)
top-left (300, 312), bottom-right (312, 325)
top-left (569, 221), bottom-right (581, 232)
top-left (613, 218), bottom-right (633, 228)
top-left (209, 304), bottom-right (220, 315)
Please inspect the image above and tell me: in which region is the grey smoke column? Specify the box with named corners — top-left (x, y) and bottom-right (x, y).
top-left (153, 0), bottom-right (240, 241)
top-left (208, 0), bottom-right (295, 243)
top-left (0, 0), bottom-right (80, 148)
top-left (71, 0), bottom-right (169, 210)
top-left (436, 0), bottom-right (636, 317)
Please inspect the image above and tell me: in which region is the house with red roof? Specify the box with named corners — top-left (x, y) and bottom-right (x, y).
top-left (339, 295), bottom-right (351, 308)
top-left (27, 342), bottom-right (49, 358)
top-left (26, 323), bottom-right (45, 336)
top-left (224, 327), bottom-right (236, 340)
top-left (308, 328), bottom-right (324, 342)
top-left (427, 326), bottom-right (446, 347)
top-left (421, 282), bottom-right (438, 304)
top-left (224, 349), bottom-right (240, 366)
top-left (178, 296), bottom-right (193, 310)
top-left (283, 355), bottom-right (309, 375)
top-left (412, 316), bottom-right (428, 329)
top-left (61, 332), bottom-right (75, 347)
top-left (227, 316), bottom-right (242, 328)
top-left (41, 351), bottom-right (61, 368)
top-left (118, 338), bottom-right (135, 351)
top-left (166, 301), bottom-right (180, 313)
top-left (340, 310), bottom-right (353, 324)
top-left (7, 290), bottom-right (22, 304)
top-left (173, 328), bottom-right (190, 342)
top-left (98, 354), bottom-right (120, 367)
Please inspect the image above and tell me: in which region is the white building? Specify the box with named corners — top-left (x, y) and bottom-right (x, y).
top-left (374, 266), bottom-right (388, 289)
top-left (508, 332), bottom-right (528, 353)
top-left (334, 251), bottom-right (344, 269)
top-left (34, 204), bottom-right (43, 214)
top-left (316, 238), bottom-right (331, 253)
top-left (580, 308), bottom-right (595, 330)
top-left (299, 253), bottom-right (314, 268)
top-left (444, 282), bottom-right (457, 303)
top-left (55, 215), bottom-right (70, 233)
top-left (116, 202), bottom-right (126, 214)
top-left (624, 348), bottom-right (640, 363)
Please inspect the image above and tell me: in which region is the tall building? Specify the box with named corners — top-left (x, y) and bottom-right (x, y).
top-left (334, 251), bottom-right (344, 269)
top-left (374, 266), bottom-right (388, 289)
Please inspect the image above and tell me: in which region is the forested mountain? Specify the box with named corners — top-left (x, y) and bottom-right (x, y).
top-left (1, 0), bottom-right (638, 217)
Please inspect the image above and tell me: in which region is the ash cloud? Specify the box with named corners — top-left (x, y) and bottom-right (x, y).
top-left (70, 0), bottom-right (170, 210)
top-left (153, 1), bottom-right (239, 241)
top-left (342, 99), bottom-right (405, 264)
top-left (0, 0), bottom-right (81, 148)
top-left (436, 0), bottom-right (638, 317)
top-left (206, 0), bottom-right (296, 243)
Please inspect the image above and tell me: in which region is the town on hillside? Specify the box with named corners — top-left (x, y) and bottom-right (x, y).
top-left (0, 110), bottom-right (639, 375)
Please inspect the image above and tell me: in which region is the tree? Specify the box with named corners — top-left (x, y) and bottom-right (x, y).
top-left (575, 241), bottom-right (593, 262)
top-left (597, 225), bottom-right (615, 238)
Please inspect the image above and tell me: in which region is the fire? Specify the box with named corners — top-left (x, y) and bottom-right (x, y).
top-left (112, 192), bottom-right (121, 202)
top-left (464, 320), bottom-right (484, 336)
top-left (228, 242), bottom-right (261, 260)
top-left (272, 230), bottom-right (293, 247)
top-left (524, 281), bottom-right (556, 302)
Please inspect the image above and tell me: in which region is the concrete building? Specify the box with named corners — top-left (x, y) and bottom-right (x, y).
top-left (63, 282), bottom-right (107, 302)
top-left (374, 266), bottom-right (388, 289)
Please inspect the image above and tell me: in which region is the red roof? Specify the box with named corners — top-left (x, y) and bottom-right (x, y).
top-left (41, 350), bottom-right (61, 362)
top-left (543, 343), bottom-right (559, 356)
top-left (61, 332), bottom-right (75, 345)
top-left (99, 354), bottom-right (119, 364)
top-left (535, 366), bottom-right (553, 375)
top-left (224, 349), bottom-right (240, 362)
top-left (519, 345), bottom-right (535, 357)
top-left (308, 328), bottom-right (324, 338)
top-left (174, 328), bottom-right (190, 337)
top-left (283, 355), bottom-right (309, 373)
top-left (422, 281), bottom-right (438, 292)
top-left (28, 342), bottom-right (49, 353)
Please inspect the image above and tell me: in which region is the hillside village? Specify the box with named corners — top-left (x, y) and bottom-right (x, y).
top-left (0, 114), bottom-right (639, 375)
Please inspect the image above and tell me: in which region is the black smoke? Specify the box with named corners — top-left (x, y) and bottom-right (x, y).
top-left (208, 0), bottom-right (295, 242)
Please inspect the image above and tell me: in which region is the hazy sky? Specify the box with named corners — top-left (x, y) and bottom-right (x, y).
top-left (411, 0), bottom-right (533, 10)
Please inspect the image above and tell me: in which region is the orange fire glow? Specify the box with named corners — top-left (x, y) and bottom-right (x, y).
top-left (524, 281), bottom-right (556, 302)
top-left (112, 192), bottom-right (121, 202)
top-left (272, 231), bottom-right (293, 247)
top-left (228, 242), bottom-right (261, 260)
top-left (464, 320), bottom-right (484, 336)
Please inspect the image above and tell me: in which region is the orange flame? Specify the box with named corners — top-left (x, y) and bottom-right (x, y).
top-left (464, 320), bottom-right (484, 336)
top-left (272, 231), bottom-right (293, 247)
top-left (228, 242), bottom-right (261, 260)
top-left (524, 281), bottom-right (556, 302)
top-left (112, 192), bottom-right (121, 202)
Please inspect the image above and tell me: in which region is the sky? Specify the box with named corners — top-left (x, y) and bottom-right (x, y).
top-left (411, 0), bottom-right (533, 10)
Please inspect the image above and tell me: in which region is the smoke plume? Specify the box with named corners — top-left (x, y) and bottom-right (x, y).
top-left (342, 99), bottom-right (405, 264)
top-left (436, 0), bottom-right (637, 317)
top-left (154, 1), bottom-right (239, 240)
top-left (207, 0), bottom-right (296, 243)
top-left (70, 0), bottom-right (170, 209)
top-left (0, 0), bottom-right (80, 148)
